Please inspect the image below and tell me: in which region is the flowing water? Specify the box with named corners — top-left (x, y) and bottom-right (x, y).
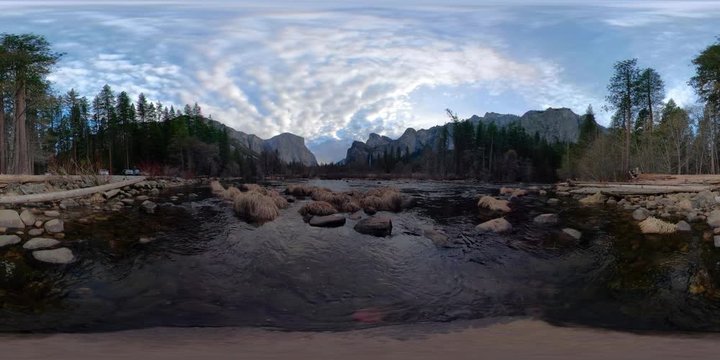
top-left (1, 179), bottom-right (720, 333)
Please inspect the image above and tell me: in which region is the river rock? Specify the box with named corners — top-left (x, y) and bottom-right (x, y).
top-left (676, 220), bottom-right (692, 232)
top-left (139, 237), bottom-right (154, 244)
top-left (0, 235), bottom-right (21, 248)
top-left (309, 214), bottom-right (346, 228)
top-left (0, 210), bottom-right (25, 229)
top-left (677, 199), bottom-right (694, 211)
top-left (579, 192), bottom-right (605, 205)
top-left (354, 216), bottom-right (392, 237)
top-left (136, 195), bottom-right (149, 202)
top-left (477, 196), bottom-right (511, 213)
top-left (44, 210), bottom-right (60, 218)
top-left (141, 200), bottom-right (157, 214)
top-left (19, 209), bottom-right (35, 226)
top-left (44, 219), bottom-right (64, 234)
top-left (687, 212), bottom-right (701, 223)
top-left (639, 217), bottom-right (677, 234)
top-left (27, 228), bottom-right (43, 236)
top-left (103, 189), bottom-right (121, 199)
top-left (59, 199), bottom-right (80, 210)
top-left (424, 228), bottom-right (450, 247)
top-left (149, 188), bottom-right (160, 196)
top-left (23, 237), bottom-right (60, 250)
top-left (533, 213), bottom-right (558, 225)
top-left (476, 217), bottom-right (512, 233)
top-left (714, 236), bottom-right (720, 248)
top-left (32, 248), bottom-right (74, 264)
top-left (34, 220), bottom-right (43, 228)
top-left (547, 198), bottom-right (559, 206)
top-left (707, 210), bottom-right (720, 228)
top-left (632, 207), bottom-right (651, 221)
top-left (694, 190), bottom-right (717, 209)
top-left (606, 198), bottom-right (617, 205)
top-left (121, 198), bottom-right (135, 205)
top-left (562, 228), bottom-right (582, 240)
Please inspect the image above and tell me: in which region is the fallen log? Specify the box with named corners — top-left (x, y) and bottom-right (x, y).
top-left (0, 174), bottom-right (108, 184)
top-left (0, 176), bottom-right (146, 204)
top-left (569, 184), bottom-right (715, 196)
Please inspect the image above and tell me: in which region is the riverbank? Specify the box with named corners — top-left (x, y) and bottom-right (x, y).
top-left (2, 318), bottom-right (720, 360)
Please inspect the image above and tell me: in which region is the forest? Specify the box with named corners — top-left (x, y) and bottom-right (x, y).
top-left (2, 32), bottom-right (720, 182)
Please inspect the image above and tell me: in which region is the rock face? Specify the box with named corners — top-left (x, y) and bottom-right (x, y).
top-left (32, 248), bottom-right (74, 264)
top-left (354, 216), bottom-right (392, 237)
top-left (309, 214), bottom-right (346, 228)
top-left (263, 133), bottom-right (319, 166)
top-left (343, 107), bottom-right (589, 166)
top-left (476, 217), bottom-right (512, 233)
top-left (0, 210), bottom-right (25, 229)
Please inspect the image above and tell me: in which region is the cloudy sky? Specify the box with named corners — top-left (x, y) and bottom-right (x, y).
top-left (1, 1), bottom-right (719, 162)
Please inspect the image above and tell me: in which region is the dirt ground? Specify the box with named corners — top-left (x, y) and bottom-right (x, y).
top-left (2, 318), bottom-right (720, 360)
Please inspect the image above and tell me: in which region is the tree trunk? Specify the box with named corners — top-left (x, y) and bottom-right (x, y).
top-left (13, 81), bottom-right (28, 174)
top-left (647, 92), bottom-right (654, 132)
top-left (0, 94), bottom-right (5, 174)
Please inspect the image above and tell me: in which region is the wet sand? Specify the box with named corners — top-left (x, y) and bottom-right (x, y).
top-left (2, 318), bottom-right (720, 360)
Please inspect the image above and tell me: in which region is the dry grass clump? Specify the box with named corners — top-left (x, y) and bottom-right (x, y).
top-left (286, 184), bottom-right (315, 197)
top-left (210, 180), bottom-right (226, 195)
top-left (240, 183), bottom-right (264, 193)
top-left (477, 195), bottom-right (511, 213)
top-left (579, 192), bottom-right (606, 205)
top-left (360, 187), bottom-right (403, 212)
top-left (638, 217), bottom-right (677, 234)
top-left (222, 186), bottom-right (243, 201)
top-left (310, 188), bottom-right (336, 202)
top-left (299, 201), bottom-right (338, 217)
top-left (233, 191), bottom-right (280, 224)
top-left (499, 187), bottom-right (527, 197)
top-left (266, 189), bottom-right (290, 209)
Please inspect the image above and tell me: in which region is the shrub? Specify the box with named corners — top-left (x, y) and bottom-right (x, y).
top-left (233, 191), bottom-right (280, 224)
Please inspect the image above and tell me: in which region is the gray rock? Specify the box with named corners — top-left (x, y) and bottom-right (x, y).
top-left (141, 200), bottom-right (157, 214)
top-left (533, 213), bottom-right (558, 225)
top-left (707, 210), bottom-right (720, 228)
top-left (0, 210), bottom-right (25, 229)
top-left (23, 237), bottom-right (60, 250)
top-left (44, 219), bottom-right (64, 234)
top-left (687, 212), bottom-right (701, 223)
top-left (424, 228), bottom-right (450, 247)
top-left (139, 237), bottom-right (154, 244)
top-left (32, 248), bottom-right (74, 264)
top-left (476, 217), bottom-right (512, 233)
top-left (606, 199), bottom-right (617, 205)
top-left (59, 199), bottom-right (79, 210)
top-left (715, 235), bottom-right (720, 248)
top-left (44, 210), bottom-right (60, 218)
top-left (547, 198), bottom-right (559, 206)
top-left (0, 235), bottom-right (21, 248)
top-left (103, 189), bottom-right (121, 199)
top-left (676, 220), bottom-right (692, 232)
top-left (632, 207), bottom-right (651, 221)
top-left (136, 195), bottom-right (149, 201)
top-left (354, 216), bottom-right (392, 237)
top-left (694, 190), bottom-right (717, 209)
top-left (121, 198), bottom-right (135, 205)
top-left (149, 188), bottom-right (160, 196)
top-left (27, 228), bottom-right (43, 236)
top-left (309, 214), bottom-right (346, 228)
top-left (562, 228), bottom-right (582, 240)
top-left (19, 209), bottom-right (35, 226)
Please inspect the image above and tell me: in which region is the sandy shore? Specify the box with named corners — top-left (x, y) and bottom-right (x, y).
top-left (2, 318), bottom-right (720, 360)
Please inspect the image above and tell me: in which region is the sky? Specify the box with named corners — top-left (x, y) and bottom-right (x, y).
top-left (1, 1), bottom-right (719, 163)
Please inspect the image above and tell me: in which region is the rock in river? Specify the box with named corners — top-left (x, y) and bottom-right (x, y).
top-left (639, 217), bottom-right (677, 234)
top-left (707, 209), bottom-right (720, 228)
top-left (632, 207), bottom-right (650, 221)
top-left (309, 214), bottom-right (346, 228)
top-left (533, 213), bottom-right (558, 225)
top-left (19, 209), bottom-right (36, 226)
top-left (476, 217), bottom-right (512, 233)
top-left (44, 219), bottom-right (64, 234)
top-left (562, 228), bottom-right (582, 240)
top-left (32, 248), bottom-right (74, 264)
top-left (0, 235), bottom-right (21, 248)
top-left (0, 210), bottom-right (25, 230)
top-left (23, 237), bottom-right (60, 250)
top-left (424, 228), bottom-right (450, 247)
top-left (141, 200), bottom-right (158, 214)
top-left (676, 220), bottom-right (692, 232)
top-left (354, 216), bottom-right (392, 237)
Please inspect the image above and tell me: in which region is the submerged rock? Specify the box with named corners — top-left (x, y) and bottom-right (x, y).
top-left (309, 214), bottom-right (346, 228)
top-left (476, 217), bottom-right (512, 233)
top-left (354, 216), bottom-right (392, 237)
top-left (533, 213), bottom-right (558, 225)
top-left (32, 248), bottom-right (74, 264)
top-left (0, 210), bottom-right (25, 229)
top-left (0, 235), bottom-right (21, 248)
top-left (23, 237), bottom-right (60, 250)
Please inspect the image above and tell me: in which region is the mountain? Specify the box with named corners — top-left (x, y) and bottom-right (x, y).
top-left (344, 107), bottom-right (585, 166)
top-left (206, 119), bottom-right (319, 166)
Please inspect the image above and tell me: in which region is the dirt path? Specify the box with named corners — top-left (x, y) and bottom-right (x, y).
top-left (2, 318), bottom-right (719, 360)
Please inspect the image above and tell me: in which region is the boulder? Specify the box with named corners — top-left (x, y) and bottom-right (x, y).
top-left (32, 248), bottom-right (74, 264)
top-left (632, 207), bottom-right (651, 221)
top-left (676, 220), bottom-right (692, 232)
top-left (476, 217), bottom-right (512, 233)
top-left (533, 213), bottom-right (558, 225)
top-left (0, 210), bottom-right (25, 229)
top-left (639, 217), bottom-right (677, 234)
top-left (19, 209), bottom-right (35, 226)
top-left (562, 228), bottom-right (582, 240)
top-left (477, 196), bottom-right (511, 213)
top-left (141, 200), bottom-right (158, 214)
top-left (27, 228), bottom-right (43, 236)
top-left (44, 210), bottom-right (60, 218)
top-left (707, 210), bottom-right (720, 228)
top-left (354, 216), bottom-right (392, 237)
top-left (23, 237), bottom-right (60, 250)
top-left (0, 235), bottom-right (21, 248)
top-left (694, 190), bottom-right (717, 209)
top-left (309, 214), bottom-right (347, 228)
top-left (677, 199), bottom-right (694, 211)
top-left (44, 219), bottom-right (64, 234)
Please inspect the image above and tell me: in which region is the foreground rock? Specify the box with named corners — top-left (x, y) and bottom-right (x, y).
top-left (32, 248), bottom-right (74, 264)
top-left (354, 216), bottom-right (392, 237)
top-left (476, 217), bottom-right (512, 233)
top-left (141, 200), bottom-right (158, 214)
top-left (477, 196), bottom-right (511, 213)
top-left (708, 210), bottom-right (720, 228)
top-left (676, 220), bottom-right (692, 232)
top-left (639, 217), bottom-right (677, 234)
top-left (19, 210), bottom-right (36, 226)
top-left (533, 213), bottom-right (558, 225)
top-left (309, 214), bottom-right (346, 228)
top-left (0, 235), bottom-right (21, 248)
top-left (23, 237), bottom-right (60, 250)
top-left (632, 207), bottom-right (650, 221)
top-left (44, 219), bottom-right (64, 234)
top-left (562, 228), bottom-right (582, 240)
top-left (0, 210), bottom-right (25, 229)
